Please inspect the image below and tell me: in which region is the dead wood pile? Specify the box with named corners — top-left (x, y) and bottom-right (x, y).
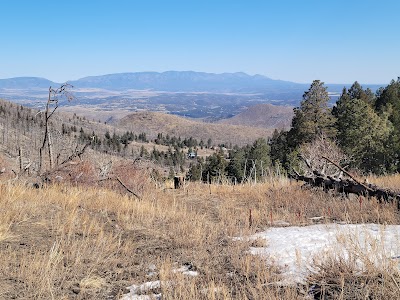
top-left (289, 155), bottom-right (400, 207)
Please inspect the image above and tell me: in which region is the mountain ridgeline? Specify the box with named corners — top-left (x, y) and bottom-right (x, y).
top-left (0, 77), bottom-right (58, 89)
top-left (0, 71), bottom-right (384, 121)
top-left (0, 71), bottom-right (307, 120)
top-left (67, 71), bottom-right (306, 92)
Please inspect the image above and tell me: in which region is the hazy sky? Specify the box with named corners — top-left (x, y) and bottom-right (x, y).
top-left (1, 0), bottom-right (399, 84)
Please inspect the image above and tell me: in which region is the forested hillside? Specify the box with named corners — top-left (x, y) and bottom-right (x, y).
top-left (270, 79), bottom-right (400, 175)
top-left (187, 78), bottom-right (400, 184)
top-left (0, 87), bottom-right (271, 184)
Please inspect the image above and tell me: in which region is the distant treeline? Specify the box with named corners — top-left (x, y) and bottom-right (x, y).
top-left (61, 124), bottom-right (223, 173)
top-left (187, 138), bottom-right (270, 183)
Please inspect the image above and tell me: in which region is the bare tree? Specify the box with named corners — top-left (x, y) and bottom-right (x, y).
top-left (290, 133), bottom-right (400, 205)
top-left (38, 84), bottom-right (74, 173)
top-left (296, 133), bottom-right (348, 178)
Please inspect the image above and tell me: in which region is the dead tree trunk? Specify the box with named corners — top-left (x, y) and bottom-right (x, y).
top-left (290, 156), bottom-right (400, 207)
top-left (174, 176), bottom-right (184, 189)
top-left (38, 84), bottom-right (74, 174)
top-left (48, 129), bottom-right (54, 169)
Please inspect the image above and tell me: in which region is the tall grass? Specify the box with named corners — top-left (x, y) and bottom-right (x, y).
top-left (0, 171), bottom-right (399, 299)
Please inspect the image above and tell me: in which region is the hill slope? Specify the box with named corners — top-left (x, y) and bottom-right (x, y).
top-left (118, 111), bottom-right (273, 146)
top-left (218, 104), bottom-right (294, 129)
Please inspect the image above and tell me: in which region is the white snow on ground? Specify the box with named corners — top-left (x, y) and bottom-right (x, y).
top-left (249, 223), bottom-right (400, 284)
top-left (120, 281), bottom-right (162, 300)
top-left (121, 264), bottom-right (198, 300)
top-left (172, 265), bottom-right (199, 277)
top-left (121, 224), bottom-right (400, 299)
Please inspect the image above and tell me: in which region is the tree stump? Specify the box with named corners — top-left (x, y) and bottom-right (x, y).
top-left (174, 176), bottom-right (184, 189)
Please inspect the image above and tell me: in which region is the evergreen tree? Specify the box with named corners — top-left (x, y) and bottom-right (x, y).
top-left (288, 80), bottom-right (336, 148)
top-left (347, 81), bottom-right (375, 105)
top-left (168, 166), bottom-right (175, 179)
top-left (203, 149), bottom-right (227, 183)
top-left (248, 138), bottom-right (270, 179)
top-left (139, 145), bottom-right (149, 158)
top-left (269, 129), bottom-right (290, 167)
top-left (374, 78), bottom-right (400, 171)
top-left (226, 138), bottom-right (271, 182)
top-left (226, 147), bottom-right (247, 182)
top-left (334, 86), bottom-right (392, 173)
top-left (207, 138), bottom-right (212, 148)
top-left (375, 78), bottom-right (400, 115)
top-left (186, 158), bottom-right (204, 181)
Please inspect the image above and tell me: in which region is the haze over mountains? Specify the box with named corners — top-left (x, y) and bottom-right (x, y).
top-left (0, 71), bottom-right (304, 92)
top-left (0, 71), bottom-right (383, 121)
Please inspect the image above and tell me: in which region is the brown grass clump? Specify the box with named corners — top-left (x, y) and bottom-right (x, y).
top-left (307, 252), bottom-right (400, 299)
top-left (0, 169), bottom-right (400, 299)
top-left (368, 173), bottom-right (400, 190)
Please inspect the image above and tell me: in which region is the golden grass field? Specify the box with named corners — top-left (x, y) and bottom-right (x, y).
top-left (1, 165), bottom-right (400, 299)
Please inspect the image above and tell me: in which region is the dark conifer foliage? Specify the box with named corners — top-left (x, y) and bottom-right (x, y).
top-left (270, 79), bottom-right (400, 175)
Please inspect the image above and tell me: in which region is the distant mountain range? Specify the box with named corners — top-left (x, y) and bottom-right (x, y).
top-left (0, 71), bottom-right (384, 96)
top-left (67, 71), bottom-right (306, 93)
top-left (0, 71), bottom-right (386, 91)
top-left (0, 77), bottom-right (57, 89)
top-left (0, 71), bottom-right (385, 120)
top-left (0, 71), bottom-right (307, 93)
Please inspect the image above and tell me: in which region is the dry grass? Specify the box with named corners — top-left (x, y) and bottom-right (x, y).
top-left (0, 169), bottom-right (400, 299)
top-left (368, 173), bottom-right (400, 190)
top-left (307, 248), bottom-right (400, 299)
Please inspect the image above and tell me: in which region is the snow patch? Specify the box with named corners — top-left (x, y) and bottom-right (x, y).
top-left (172, 263), bottom-right (199, 277)
top-left (248, 223), bottom-right (400, 284)
top-left (120, 281), bottom-right (162, 300)
top-left (121, 264), bottom-right (198, 300)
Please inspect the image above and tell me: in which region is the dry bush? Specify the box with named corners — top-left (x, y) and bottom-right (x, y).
top-left (298, 133), bottom-right (348, 176)
top-left (109, 160), bottom-right (156, 196)
top-left (49, 159), bottom-right (98, 186)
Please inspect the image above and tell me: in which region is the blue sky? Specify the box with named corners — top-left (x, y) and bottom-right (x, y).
top-left (1, 0), bottom-right (399, 84)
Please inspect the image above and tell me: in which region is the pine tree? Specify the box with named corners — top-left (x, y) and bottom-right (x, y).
top-left (334, 85), bottom-right (392, 173)
top-left (374, 78), bottom-right (400, 171)
top-left (375, 78), bottom-right (400, 115)
top-left (203, 149), bottom-right (227, 182)
top-left (187, 159), bottom-right (203, 181)
top-left (226, 147), bottom-right (247, 182)
top-left (347, 81), bottom-right (375, 105)
top-left (269, 129), bottom-right (290, 167)
top-left (248, 138), bottom-right (270, 179)
top-left (288, 80), bottom-right (336, 148)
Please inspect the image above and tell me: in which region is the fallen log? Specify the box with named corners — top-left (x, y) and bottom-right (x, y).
top-left (289, 157), bottom-right (400, 208)
top-left (322, 156), bottom-right (374, 193)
